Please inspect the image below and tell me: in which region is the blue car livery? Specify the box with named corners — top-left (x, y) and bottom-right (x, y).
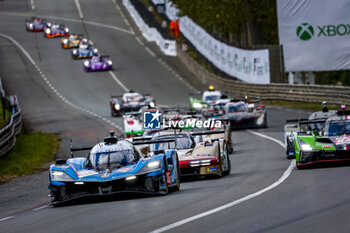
top-left (49, 131), bottom-right (180, 206)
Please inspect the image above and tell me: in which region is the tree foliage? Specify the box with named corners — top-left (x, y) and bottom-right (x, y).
top-left (171, 0), bottom-right (278, 46)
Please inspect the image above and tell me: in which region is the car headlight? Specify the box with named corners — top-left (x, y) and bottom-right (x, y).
top-left (149, 101), bottom-right (155, 108)
top-left (51, 170), bottom-right (74, 181)
top-left (193, 102), bottom-right (202, 109)
top-left (298, 139), bottom-right (313, 151)
top-left (93, 48), bottom-right (98, 53)
top-left (45, 28), bottom-right (51, 34)
top-left (63, 39), bottom-right (68, 44)
top-left (84, 61), bottom-right (90, 66)
top-left (107, 60), bottom-right (112, 65)
top-left (73, 50), bottom-right (77, 54)
top-left (301, 144), bottom-right (313, 151)
top-left (65, 28), bottom-right (69, 32)
top-left (137, 159), bottom-right (161, 174)
top-left (29, 23), bottom-right (33, 28)
top-left (47, 22), bottom-right (52, 27)
top-left (114, 104), bottom-right (120, 110)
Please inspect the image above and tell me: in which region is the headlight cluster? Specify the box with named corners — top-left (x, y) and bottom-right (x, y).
top-left (84, 61), bottom-right (90, 66)
top-left (51, 170), bottom-right (73, 181)
top-left (45, 28), bottom-right (51, 34)
top-left (193, 102), bottom-right (202, 109)
top-left (29, 23), bottom-right (33, 28)
top-left (298, 139), bottom-right (313, 151)
top-left (114, 104), bottom-right (120, 110)
top-left (137, 159), bottom-right (161, 174)
top-left (107, 60), bottom-right (112, 65)
top-left (63, 39), bottom-right (68, 44)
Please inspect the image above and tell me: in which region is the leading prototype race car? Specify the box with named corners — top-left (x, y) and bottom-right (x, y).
top-left (110, 91), bottom-right (156, 117)
top-left (44, 23), bottom-right (69, 38)
top-left (25, 17), bottom-right (51, 32)
top-left (72, 41), bottom-right (99, 59)
top-left (61, 34), bottom-right (84, 49)
top-left (293, 108), bottom-right (350, 168)
top-left (49, 131), bottom-right (180, 206)
top-left (189, 85), bottom-right (232, 115)
top-left (138, 129), bottom-right (231, 177)
top-left (284, 102), bottom-right (336, 159)
top-left (84, 55), bottom-right (112, 72)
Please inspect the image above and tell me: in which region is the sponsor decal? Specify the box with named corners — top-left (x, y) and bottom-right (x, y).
top-left (77, 170), bottom-right (98, 177)
top-left (208, 167), bottom-right (218, 172)
top-left (117, 167), bottom-right (133, 172)
top-left (322, 144), bottom-right (331, 149)
top-left (297, 22), bottom-right (350, 41)
top-left (335, 137), bottom-right (350, 144)
top-left (195, 154), bottom-right (212, 157)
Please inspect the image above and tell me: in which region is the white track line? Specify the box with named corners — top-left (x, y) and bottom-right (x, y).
top-left (0, 216), bottom-right (15, 222)
top-left (108, 71), bottom-right (129, 92)
top-left (150, 131), bottom-right (295, 233)
top-left (145, 46), bottom-right (156, 57)
top-left (30, 0), bottom-right (35, 10)
top-left (32, 205), bottom-right (49, 211)
top-left (74, 0), bottom-right (84, 19)
top-left (0, 33), bottom-right (123, 132)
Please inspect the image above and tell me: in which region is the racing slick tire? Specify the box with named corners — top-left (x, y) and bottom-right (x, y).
top-left (222, 145), bottom-right (231, 176)
top-left (172, 155), bottom-right (180, 191)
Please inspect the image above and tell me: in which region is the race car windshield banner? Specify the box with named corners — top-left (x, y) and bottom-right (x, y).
top-left (277, 0), bottom-right (350, 72)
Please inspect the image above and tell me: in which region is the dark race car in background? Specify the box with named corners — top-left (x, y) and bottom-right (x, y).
top-left (72, 39), bottom-right (99, 59)
top-left (110, 91), bottom-right (156, 117)
top-left (25, 17), bottom-right (51, 32)
top-left (44, 23), bottom-right (69, 38)
top-left (213, 100), bottom-right (267, 129)
top-left (84, 55), bottom-right (112, 72)
top-left (61, 34), bottom-right (85, 49)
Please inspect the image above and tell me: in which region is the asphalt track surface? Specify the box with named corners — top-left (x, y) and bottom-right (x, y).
top-left (0, 1), bottom-right (349, 233)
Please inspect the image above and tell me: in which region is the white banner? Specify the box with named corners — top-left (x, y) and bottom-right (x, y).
top-left (277, 0), bottom-right (350, 72)
top-left (123, 0), bottom-right (176, 56)
top-left (180, 16), bottom-right (270, 84)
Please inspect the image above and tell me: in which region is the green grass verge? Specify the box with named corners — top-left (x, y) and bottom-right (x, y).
top-left (0, 132), bottom-right (60, 183)
top-left (263, 100), bottom-right (340, 111)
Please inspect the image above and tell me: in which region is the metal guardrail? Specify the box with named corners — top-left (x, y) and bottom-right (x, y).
top-left (176, 46), bottom-right (350, 105)
top-left (0, 78), bottom-right (22, 157)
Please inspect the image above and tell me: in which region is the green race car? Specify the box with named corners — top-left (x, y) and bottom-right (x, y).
top-left (294, 112), bottom-right (350, 168)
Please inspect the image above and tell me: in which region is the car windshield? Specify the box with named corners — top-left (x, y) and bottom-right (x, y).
top-left (92, 57), bottom-right (101, 62)
top-left (227, 103), bottom-right (247, 113)
top-left (89, 149), bottom-right (138, 170)
top-left (126, 94), bottom-right (143, 103)
top-left (326, 120), bottom-right (350, 136)
top-left (204, 95), bottom-right (220, 102)
top-left (150, 135), bottom-right (194, 151)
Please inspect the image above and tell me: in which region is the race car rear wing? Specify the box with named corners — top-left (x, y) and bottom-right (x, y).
top-left (191, 130), bottom-right (225, 136)
top-left (285, 118), bottom-right (308, 123)
top-left (132, 138), bottom-right (175, 146)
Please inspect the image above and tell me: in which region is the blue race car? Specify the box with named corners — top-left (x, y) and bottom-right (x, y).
top-left (49, 131), bottom-right (180, 206)
top-left (71, 40), bottom-right (98, 59)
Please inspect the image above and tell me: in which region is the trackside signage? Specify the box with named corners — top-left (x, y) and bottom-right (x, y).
top-left (277, 0), bottom-right (350, 71)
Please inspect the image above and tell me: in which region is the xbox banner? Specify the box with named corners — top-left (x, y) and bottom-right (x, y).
top-left (277, 0), bottom-right (350, 71)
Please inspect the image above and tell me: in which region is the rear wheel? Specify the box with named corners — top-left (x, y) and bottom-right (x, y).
top-left (173, 155), bottom-right (180, 191)
top-left (222, 145), bottom-right (231, 176)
